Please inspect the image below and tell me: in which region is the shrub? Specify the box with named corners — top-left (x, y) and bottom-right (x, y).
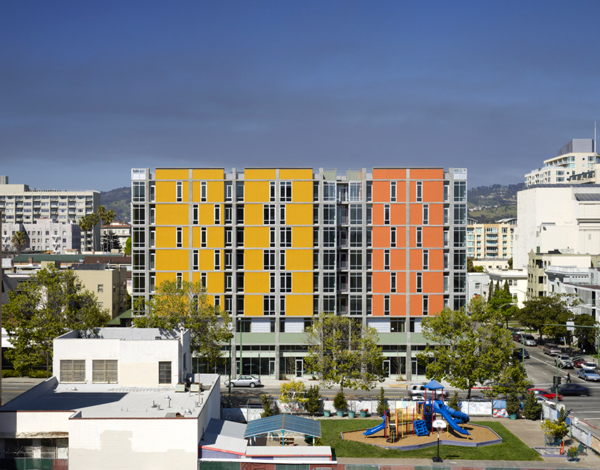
top-left (376, 387), bottom-right (386, 416)
top-left (505, 391), bottom-right (521, 416)
top-left (260, 394), bottom-right (273, 418)
top-left (305, 385), bottom-right (321, 416)
top-left (522, 390), bottom-right (542, 420)
top-left (28, 370), bottom-right (50, 379)
top-left (448, 391), bottom-right (461, 412)
top-left (541, 408), bottom-right (569, 440)
top-left (1, 370), bottom-right (20, 378)
top-left (333, 391), bottom-right (347, 411)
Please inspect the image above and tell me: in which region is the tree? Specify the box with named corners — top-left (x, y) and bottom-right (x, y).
top-left (507, 258), bottom-right (513, 269)
top-left (88, 213), bottom-right (100, 251)
top-left (304, 313), bottom-right (385, 393)
top-left (503, 280), bottom-right (510, 294)
top-left (467, 257), bottom-right (483, 273)
top-left (573, 314), bottom-right (598, 350)
top-left (417, 298), bottom-right (513, 398)
top-left (279, 380), bottom-right (307, 413)
top-left (101, 230), bottom-right (122, 252)
top-left (522, 390), bottom-right (542, 420)
top-left (124, 236), bottom-right (132, 255)
top-left (505, 390), bottom-right (521, 417)
top-left (11, 231), bottom-right (27, 255)
top-left (78, 215), bottom-right (93, 251)
top-left (97, 206), bottom-right (116, 251)
top-left (448, 391), bottom-right (461, 412)
top-left (487, 281), bottom-right (494, 301)
top-left (260, 394), bottom-right (274, 418)
top-left (133, 280), bottom-right (233, 371)
top-left (488, 287), bottom-right (517, 328)
top-left (2, 266), bottom-right (110, 376)
top-left (518, 294), bottom-right (579, 343)
top-left (376, 387), bottom-right (386, 416)
top-left (333, 391), bottom-right (347, 412)
top-left (489, 361), bottom-right (530, 397)
top-left (305, 385), bottom-right (322, 416)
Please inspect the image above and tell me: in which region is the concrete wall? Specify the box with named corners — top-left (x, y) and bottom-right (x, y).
top-left (68, 417), bottom-right (198, 470)
top-left (197, 375), bottom-right (221, 442)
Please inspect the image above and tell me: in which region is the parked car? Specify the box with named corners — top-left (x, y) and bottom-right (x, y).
top-left (408, 384), bottom-right (448, 399)
top-left (513, 348), bottom-right (530, 360)
top-left (555, 355), bottom-right (573, 369)
top-left (225, 375), bottom-right (262, 387)
top-left (522, 334), bottom-right (537, 346)
top-left (578, 369), bottom-right (600, 381)
top-left (529, 388), bottom-right (563, 401)
top-left (512, 333), bottom-right (522, 342)
top-left (559, 383), bottom-right (591, 396)
top-left (572, 357), bottom-right (586, 368)
top-left (543, 343), bottom-right (561, 356)
top-left (581, 362), bottom-right (598, 371)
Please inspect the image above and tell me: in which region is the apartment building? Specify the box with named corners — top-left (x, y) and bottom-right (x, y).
top-left (1, 218), bottom-right (81, 254)
top-left (467, 222), bottom-right (514, 260)
top-left (525, 139), bottom-right (600, 186)
top-left (71, 263), bottom-right (129, 319)
top-left (131, 167), bottom-right (468, 381)
top-left (0, 176), bottom-right (100, 250)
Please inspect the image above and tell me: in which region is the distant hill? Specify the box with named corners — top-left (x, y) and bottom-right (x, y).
top-left (101, 187), bottom-right (130, 223)
top-left (467, 183), bottom-right (525, 224)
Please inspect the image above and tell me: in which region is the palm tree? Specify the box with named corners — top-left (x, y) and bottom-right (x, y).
top-left (88, 213), bottom-right (100, 252)
top-left (97, 206), bottom-right (116, 251)
top-left (78, 215), bottom-right (93, 252)
top-left (11, 231), bottom-right (27, 255)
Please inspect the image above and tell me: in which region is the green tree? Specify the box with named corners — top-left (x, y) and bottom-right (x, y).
top-left (11, 231), bottom-right (27, 255)
top-left (487, 281), bottom-right (494, 301)
top-left (467, 257), bottom-right (483, 272)
top-left (518, 294), bottom-right (579, 342)
top-left (503, 280), bottom-right (510, 294)
top-left (260, 394), bottom-right (274, 418)
top-left (417, 298), bottom-right (513, 399)
top-left (489, 361), bottom-right (530, 397)
top-left (508, 258), bottom-right (513, 269)
top-left (376, 386), bottom-right (387, 416)
top-left (124, 236), bottom-right (132, 255)
top-left (572, 314), bottom-right (598, 348)
top-left (2, 266), bottom-right (110, 376)
top-left (88, 213), bottom-right (100, 251)
top-left (304, 313), bottom-right (385, 393)
top-left (133, 280), bottom-right (232, 370)
top-left (448, 391), bottom-right (461, 412)
top-left (97, 206), bottom-right (117, 251)
top-left (489, 288), bottom-right (517, 328)
top-left (505, 390), bottom-right (521, 416)
top-left (333, 391), bottom-right (348, 412)
top-left (78, 215), bottom-right (93, 251)
top-left (305, 385), bottom-right (322, 416)
top-left (279, 380), bottom-right (307, 413)
top-left (522, 390), bottom-right (542, 420)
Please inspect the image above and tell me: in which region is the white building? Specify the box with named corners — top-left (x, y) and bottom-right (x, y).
top-left (545, 266), bottom-right (600, 321)
top-left (101, 221), bottom-right (131, 252)
top-left (0, 328), bottom-right (220, 470)
top-left (466, 272), bottom-right (490, 302)
top-left (1, 218), bottom-right (82, 254)
top-left (514, 185), bottom-right (600, 269)
top-left (0, 176), bottom-right (100, 251)
top-left (525, 139), bottom-right (600, 186)
top-left (488, 269), bottom-right (528, 308)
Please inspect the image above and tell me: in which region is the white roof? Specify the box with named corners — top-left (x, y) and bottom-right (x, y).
top-left (245, 446), bottom-right (332, 457)
top-left (201, 433), bottom-right (248, 455)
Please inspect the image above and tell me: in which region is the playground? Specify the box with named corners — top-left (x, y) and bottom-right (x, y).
top-left (342, 380), bottom-right (502, 450)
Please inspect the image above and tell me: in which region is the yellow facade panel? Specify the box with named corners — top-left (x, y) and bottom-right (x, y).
top-left (192, 227), bottom-right (201, 247)
top-left (245, 169), bottom-right (276, 180)
top-left (292, 181), bottom-right (313, 203)
top-left (155, 204), bottom-right (189, 225)
top-left (286, 295), bottom-right (312, 316)
top-left (206, 181), bottom-right (224, 203)
top-left (245, 295), bottom-right (264, 316)
top-left (156, 227), bottom-right (176, 248)
top-left (199, 205), bottom-right (215, 225)
top-left (207, 272), bottom-right (224, 293)
top-left (245, 250), bottom-right (264, 270)
top-left (292, 272), bottom-right (313, 293)
top-left (245, 204), bottom-right (264, 226)
top-left (245, 181), bottom-right (270, 203)
top-left (192, 273), bottom-right (202, 285)
top-left (207, 227), bottom-right (224, 248)
top-left (155, 249), bottom-right (189, 271)
top-left (245, 272), bottom-right (270, 294)
top-left (279, 169), bottom-right (313, 180)
top-left (155, 181), bottom-right (176, 203)
top-left (199, 249), bottom-right (215, 271)
top-left (155, 169), bottom-right (189, 180)
top-left (292, 226), bottom-right (313, 248)
top-left (287, 204), bottom-right (312, 225)
top-left (192, 169), bottom-right (224, 180)
top-left (286, 249), bottom-right (313, 270)
top-left (245, 227), bottom-right (269, 248)
top-left (192, 182), bottom-right (201, 202)
top-left (155, 272), bottom-right (176, 286)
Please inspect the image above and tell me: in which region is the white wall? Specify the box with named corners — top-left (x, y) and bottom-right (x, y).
top-left (196, 375), bottom-right (221, 443)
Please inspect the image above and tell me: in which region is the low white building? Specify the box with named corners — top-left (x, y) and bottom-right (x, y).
top-left (1, 219), bottom-right (82, 254)
top-left (0, 328), bottom-right (220, 470)
top-left (467, 272), bottom-right (490, 303)
top-left (546, 266), bottom-right (600, 321)
top-left (488, 269), bottom-right (528, 308)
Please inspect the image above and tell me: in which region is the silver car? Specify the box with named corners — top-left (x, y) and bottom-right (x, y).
top-left (580, 362), bottom-right (598, 371)
top-left (225, 375), bottom-right (262, 388)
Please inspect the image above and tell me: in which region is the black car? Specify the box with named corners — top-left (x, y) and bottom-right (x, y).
top-left (559, 383), bottom-right (591, 396)
top-left (513, 348), bottom-right (530, 360)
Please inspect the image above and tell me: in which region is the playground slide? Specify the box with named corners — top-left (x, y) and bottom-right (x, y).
top-left (363, 420), bottom-right (386, 436)
top-left (433, 401), bottom-right (470, 436)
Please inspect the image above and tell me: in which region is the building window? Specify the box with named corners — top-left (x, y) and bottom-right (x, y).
top-left (350, 227), bottom-right (362, 247)
top-left (323, 227), bottom-right (335, 247)
top-left (270, 273), bottom-right (276, 293)
top-left (384, 295), bottom-right (390, 315)
top-left (176, 272), bottom-right (183, 287)
top-left (132, 205), bottom-right (145, 225)
top-left (423, 249), bottom-right (429, 270)
top-left (201, 227), bottom-right (207, 247)
top-left (280, 295), bottom-right (286, 315)
top-left (193, 250), bottom-right (199, 270)
top-left (264, 250), bottom-right (276, 270)
top-left (176, 227), bottom-right (183, 247)
top-left (390, 181), bottom-right (397, 202)
top-left (225, 182), bottom-right (233, 201)
top-left (224, 250), bottom-right (232, 269)
top-left (416, 227), bottom-right (422, 247)
top-left (176, 181), bottom-right (183, 202)
top-left (159, 362), bottom-right (172, 384)
top-left (384, 249), bottom-right (390, 270)
top-left (323, 182), bottom-right (336, 201)
top-left (236, 182), bottom-right (244, 202)
top-left (92, 360), bottom-right (118, 384)
top-left (391, 227), bottom-right (396, 248)
top-left (201, 273), bottom-right (207, 289)
top-left (423, 295), bottom-right (429, 315)
top-left (323, 274), bottom-right (335, 293)
top-left (416, 181), bottom-right (422, 202)
top-left (454, 181), bottom-right (466, 202)
top-left (225, 228), bottom-right (232, 246)
top-left (416, 272), bottom-right (422, 293)
top-left (214, 205), bottom-right (221, 225)
top-left (278, 227), bottom-right (292, 247)
top-left (384, 204), bottom-right (390, 224)
top-left (391, 318), bottom-right (405, 332)
top-left (132, 182), bottom-right (145, 203)
top-left (280, 204), bottom-right (286, 224)
top-left (281, 272), bottom-right (292, 292)
top-left (323, 250), bottom-right (336, 270)
top-left (313, 227), bottom-right (319, 247)
top-left (391, 272), bottom-right (396, 293)
top-left (423, 204), bottom-right (429, 225)
top-left (263, 295), bottom-right (276, 315)
top-left (225, 273), bottom-right (232, 292)
top-left (201, 182), bottom-right (207, 202)
top-left (280, 181), bottom-right (292, 202)
top-left (214, 295), bottom-right (221, 310)
top-left (350, 273), bottom-right (362, 292)
top-left (280, 250), bottom-right (286, 270)
top-left (443, 206), bottom-right (449, 225)
top-left (350, 250), bottom-right (362, 270)
top-left (323, 204), bottom-right (335, 224)
top-left (214, 250), bottom-right (220, 270)
top-left (60, 359), bottom-right (85, 383)
top-left (264, 204), bottom-right (276, 225)
top-left (313, 181), bottom-right (319, 202)
top-left (236, 205), bottom-right (244, 224)
top-left (350, 295), bottom-right (362, 315)
top-left (270, 182), bottom-right (276, 202)
top-left (269, 227), bottom-right (276, 247)
top-left (349, 182), bottom-right (362, 202)
top-left (98, 284), bottom-right (104, 293)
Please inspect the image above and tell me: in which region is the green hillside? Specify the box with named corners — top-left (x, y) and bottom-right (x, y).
top-left (101, 187), bottom-right (130, 222)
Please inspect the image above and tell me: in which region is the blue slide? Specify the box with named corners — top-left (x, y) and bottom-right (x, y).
top-left (363, 419), bottom-right (386, 436)
top-left (433, 400), bottom-right (470, 436)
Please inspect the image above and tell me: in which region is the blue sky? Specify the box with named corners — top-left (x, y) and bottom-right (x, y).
top-left (1, 1), bottom-right (600, 192)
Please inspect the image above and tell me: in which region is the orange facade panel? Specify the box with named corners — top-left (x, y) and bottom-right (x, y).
top-left (390, 250), bottom-right (406, 271)
top-left (423, 272), bottom-right (444, 293)
top-left (372, 249), bottom-right (384, 271)
top-left (409, 250), bottom-right (422, 271)
top-left (423, 181), bottom-right (444, 203)
top-left (372, 204), bottom-right (384, 225)
top-left (423, 226), bottom-right (443, 248)
top-left (429, 204), bottom-right (444, 225)
top-left (409, 204), bottom-right (423, 225)
top-left (373, 226), bottom-right (390, 248)
top-left (373, 169), bottom-right (406, 180)
top-left (373, 181), bottom-right (390, 203)
top-left (410, 295), bottom-right (423, 316)
top-left (390, 204), bottom-right (406, 225)
top-left (372, 294), bottom-right (384, 316)
top-left (429, 294), bottom-right (445, 316)
top-left (390, 295), bottom-right (405, 316)
top-left (409, 168), bottom-right (444, 180)
top-left (429, 249), bottom-right (445, 270)
top-left (372, 272), bottom-right (390, 294)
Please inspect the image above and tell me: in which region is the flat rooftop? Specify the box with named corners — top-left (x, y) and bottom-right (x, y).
top-left (58, 328), bottom-right (182, 341)
top-left (1, 378), bottom-right (218, 419)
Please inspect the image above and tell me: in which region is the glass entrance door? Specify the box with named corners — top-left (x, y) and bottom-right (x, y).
top-left (295, 358), bottom-right (304, 377)
top-left (383, 359), bottom-right (391, 377)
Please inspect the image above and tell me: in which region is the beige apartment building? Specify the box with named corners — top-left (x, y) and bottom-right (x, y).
top-left (467, 222), bottom-right (514, 260)
top-left (71, 264), bottom-right (128, 319)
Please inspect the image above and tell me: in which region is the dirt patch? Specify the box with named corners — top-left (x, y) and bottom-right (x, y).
top-left (343, 423), bottom-right (500, 448)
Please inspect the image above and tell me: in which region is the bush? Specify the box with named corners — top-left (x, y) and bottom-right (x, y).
top-left (541, 408), bottom-right (569, 440)
top-left (28, 370), bottom-right (50, 379)
top-left (522, 390), bottom-right (542, 420)
top-left (260, 394), bottom-right (273, 418)
top-left (448, 391), bottom-right (461, 412)
top-left (376, 387), bottom-right (386, 416)
top-left (1, 370), bottom-right (20, 378)
top-left (333, 391), bottom-right (347, 411)
top-left (505, 391), bottom-right (521, 416)
top-left (305, 385), bottom-right (321, 416)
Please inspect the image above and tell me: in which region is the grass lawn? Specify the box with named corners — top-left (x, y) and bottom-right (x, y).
top-left (320, 419), bottom-right (542, 461)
